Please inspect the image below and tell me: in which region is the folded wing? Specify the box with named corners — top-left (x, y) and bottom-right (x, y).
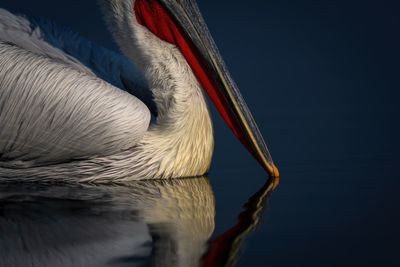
top-left (0, 10), bottom-right (151, 167)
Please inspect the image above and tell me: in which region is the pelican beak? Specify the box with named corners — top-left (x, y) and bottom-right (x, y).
top-left (134, 0), bottom-right (279, 177)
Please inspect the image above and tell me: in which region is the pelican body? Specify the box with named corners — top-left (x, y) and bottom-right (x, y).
top-left (0, 0), bottom-right (278, 182)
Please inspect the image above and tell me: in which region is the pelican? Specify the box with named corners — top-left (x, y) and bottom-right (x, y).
top-left (0, 0), bottom-right (279, 182)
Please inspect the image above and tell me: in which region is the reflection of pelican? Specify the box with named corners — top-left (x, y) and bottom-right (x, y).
top-left (0, 177), bottom-right (215, 267)
top-left (0, 0), bottom-right (278, 181)
top-left (0, 176), bottom-right (276, 267)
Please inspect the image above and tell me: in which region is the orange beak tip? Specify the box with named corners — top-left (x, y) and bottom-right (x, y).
top-left (271, 163), bottom-right (280, 190)
top-left (271, 163), bottom-right (279, 177)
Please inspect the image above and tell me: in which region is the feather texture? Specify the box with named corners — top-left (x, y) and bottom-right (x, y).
top-left (0, 1), bottom-right (214, 181)
top-left (0, 41), bottom-right (150, 167)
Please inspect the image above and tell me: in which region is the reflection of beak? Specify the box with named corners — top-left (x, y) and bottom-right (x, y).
top-left (134, 0), bottom-right (279, 177)
top-left (201, 176), bottom-right (277, 267)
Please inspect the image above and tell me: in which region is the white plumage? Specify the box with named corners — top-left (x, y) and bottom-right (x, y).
top-left (0, 2), bottom-right (214, 182)
top-left (0, 41), bottom-right (150, 166)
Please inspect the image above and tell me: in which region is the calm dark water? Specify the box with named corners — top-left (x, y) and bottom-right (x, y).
top-left (1, 0), bottom-right (399, 266)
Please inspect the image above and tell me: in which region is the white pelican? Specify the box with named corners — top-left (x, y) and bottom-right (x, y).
top-left (0, 0), bottom-right (279, 182)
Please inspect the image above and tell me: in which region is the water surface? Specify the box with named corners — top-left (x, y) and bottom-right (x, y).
top-left (0, 177), bottom-right (275, 267)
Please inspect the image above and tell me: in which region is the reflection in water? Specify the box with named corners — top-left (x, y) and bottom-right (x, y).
top-left (202, 177), bottom-right (277, 267)
top-left (0, 177), bottom-right (276, 267)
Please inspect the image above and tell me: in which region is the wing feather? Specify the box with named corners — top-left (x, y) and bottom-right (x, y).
top-left (0, 39), bottom-right (150, 167)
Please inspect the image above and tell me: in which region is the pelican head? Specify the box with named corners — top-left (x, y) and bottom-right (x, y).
top-left (131, 0), bottom-right (279, 176)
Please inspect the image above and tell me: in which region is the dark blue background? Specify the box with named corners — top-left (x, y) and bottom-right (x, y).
top-left (2, 0), bottom-right (399, 266)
